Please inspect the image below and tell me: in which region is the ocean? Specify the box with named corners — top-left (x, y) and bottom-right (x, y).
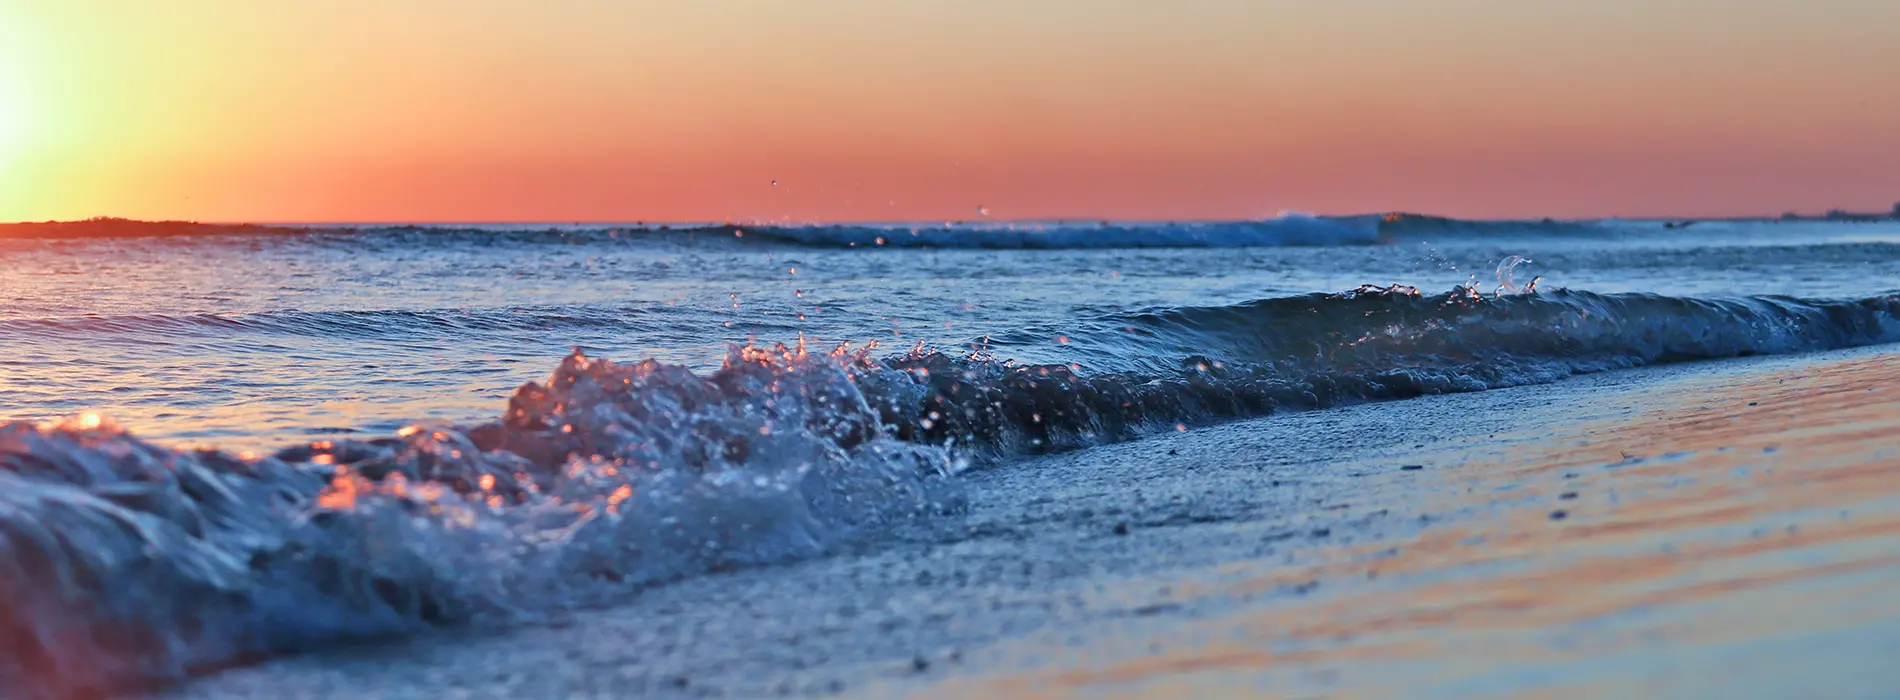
top-left (3, 215), bottom-right (1899, 697)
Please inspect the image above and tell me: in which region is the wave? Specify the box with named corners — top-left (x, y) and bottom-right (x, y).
top-left (726, 214), bottom-right (1385, 248)
top-left (869, 287), bottom-right (1900, 453)
top-left (5, 286), bottom-right (1899, 696)
top-left (1, 347), bottom-right (965, 698)
top-left (724, 213), bottom-right (1640, 248)
top-left (1373, 212), bottom-right (1606, 237)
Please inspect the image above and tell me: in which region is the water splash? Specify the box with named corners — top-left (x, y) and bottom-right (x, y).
top-left (1494, 255), bottom-right (1535, 295)
top-left (0, 346), bottom-right (964, 699)
top-left (1412, 242), bottom-right (1462, 275)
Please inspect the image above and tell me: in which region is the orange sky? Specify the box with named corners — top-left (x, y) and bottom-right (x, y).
top-left (2, 0), bottom-right (1897, 223)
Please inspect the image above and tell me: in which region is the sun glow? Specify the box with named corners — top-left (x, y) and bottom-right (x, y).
top-left (0, 90), bottom-right (23, 165)
top-left (0, 11), bottom-right (40, 186)
top-left (0, 92), bottom-right (24, 176)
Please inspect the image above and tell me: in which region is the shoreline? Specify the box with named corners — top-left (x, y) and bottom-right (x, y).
top-left (897, 345), bottom-right (1900, 699)
top-left (158, 343), bottom-right (1900, 699)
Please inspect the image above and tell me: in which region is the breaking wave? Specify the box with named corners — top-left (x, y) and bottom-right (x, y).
top-left (1, 346), bottom-right (964, 698)
top-left (872, 287), bottom-right (1900, 453)
top-left (5, 285), bottom-right (1899, 696)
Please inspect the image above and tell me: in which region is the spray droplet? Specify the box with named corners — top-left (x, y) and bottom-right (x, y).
top-left (1495, 255), bottom-right (1534, 295)
top-left (770, 180), bottom-right (778, 186)
top-left (977, 205), bottom-right (990, 217)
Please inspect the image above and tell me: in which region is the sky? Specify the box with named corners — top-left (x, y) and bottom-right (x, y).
top-left (1, 0), bottom-right (1897, 223)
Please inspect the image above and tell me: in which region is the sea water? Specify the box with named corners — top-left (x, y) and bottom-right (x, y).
top-left (2, 215), bottom-right (1898, 697)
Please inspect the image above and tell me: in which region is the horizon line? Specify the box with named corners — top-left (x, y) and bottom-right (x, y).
top-left (8, 209), bottom-right (1898, 228)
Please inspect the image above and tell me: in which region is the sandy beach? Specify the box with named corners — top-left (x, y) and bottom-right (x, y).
top-left (153, 344), bottom-right (1900, 700)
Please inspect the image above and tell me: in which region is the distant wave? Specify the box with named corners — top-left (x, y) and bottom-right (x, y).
top-left (726, 213), bottom-right (1384, 248)
top-left (983, 286), bottom-right (1900, 379)
top-left (6, 285), bottom-right (1900, 696)
top-left (1, 213), bottom-right (1622, 249)
top-left (903, 287), bottom-right (1900, 453)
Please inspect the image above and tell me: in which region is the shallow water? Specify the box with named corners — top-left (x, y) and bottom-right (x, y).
top-left (2, 216), bottom-right (1899, 697)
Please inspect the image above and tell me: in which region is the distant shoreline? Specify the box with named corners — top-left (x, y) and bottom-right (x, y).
top-left (3, 210), bottom-right (1896, 239)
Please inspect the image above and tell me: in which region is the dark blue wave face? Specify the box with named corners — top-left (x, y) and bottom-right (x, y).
top-left (1, 218), bottom-right (1898, 448)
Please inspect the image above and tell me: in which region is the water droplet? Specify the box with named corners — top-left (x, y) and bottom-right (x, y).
top-left (770, 180), bottom-right (778, 186)
top-left (977, 205), bottom-right (990, 216)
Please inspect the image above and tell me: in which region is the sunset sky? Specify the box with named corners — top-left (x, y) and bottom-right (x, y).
top-left (1, 0), bottom-right (1896, 223)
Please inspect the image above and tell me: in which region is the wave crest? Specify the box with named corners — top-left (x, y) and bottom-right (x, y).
top-left (0, 347), bottom-right (962, 698)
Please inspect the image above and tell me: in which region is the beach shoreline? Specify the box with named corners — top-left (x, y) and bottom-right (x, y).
top-left (156, 343), bottom-right (1900, 699)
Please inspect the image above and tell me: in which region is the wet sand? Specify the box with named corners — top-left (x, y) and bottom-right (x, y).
top-left (158, 344), bottom-right (1900, 699)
